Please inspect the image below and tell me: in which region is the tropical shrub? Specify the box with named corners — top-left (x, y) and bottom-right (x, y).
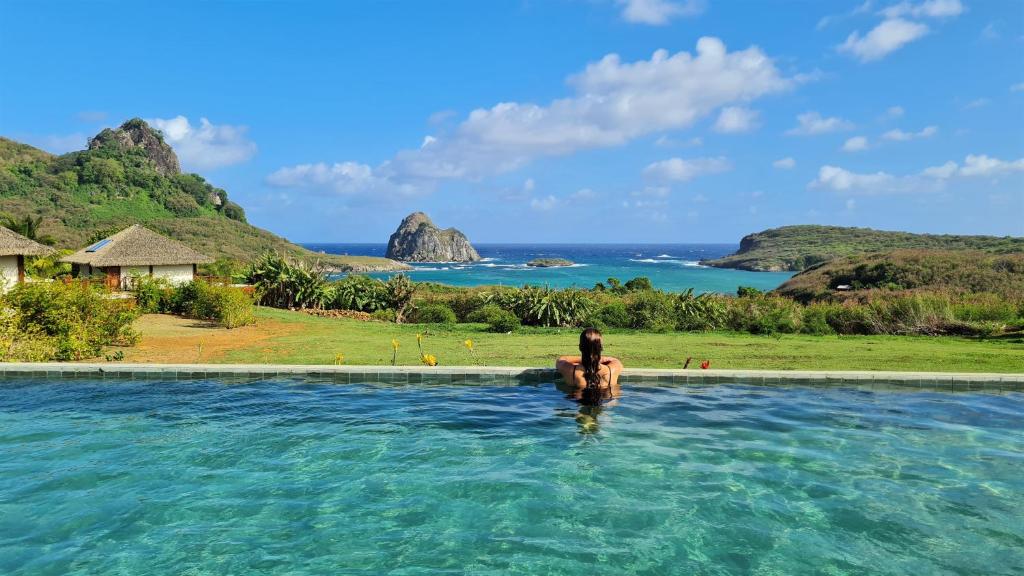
top-left (3, 282), bottom-right (138, 360)
top-left (727, 295), bottom-right (803, 335)
top-left (625, 290), bottom-right (676, 332)
top-left (371, 309), bottom-right (395, 322)
top-left (384, 274), bottom-right (416, 323)
top-left (133, 276), bottom-right (176, 313)
top-left (467, 304), bottom-right (520, 332)
top-left (675, 289), bottom-right (728, 331)
top-left (170, 280), bottom-right (256, 328)
top-left (245, 252), bottom-right (330, 309)
top-left (589, 301), bottom-right (630, 329)
top-left (409, 303), bottom-right (457, 324)
top-left (332, 275), bottom-right (388, 312)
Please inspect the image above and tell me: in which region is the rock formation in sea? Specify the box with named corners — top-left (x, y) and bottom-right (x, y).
top-left (386, 212), bottom-right (481, 262)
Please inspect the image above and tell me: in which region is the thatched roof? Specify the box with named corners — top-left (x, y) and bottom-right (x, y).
top-left (0, 226), bottom-right (56, 257)
top-left (61, 224), bottom-right (214, 267)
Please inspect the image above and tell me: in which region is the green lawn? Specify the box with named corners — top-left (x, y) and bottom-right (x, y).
top-left (199, 308), bottom-right (1024, 372)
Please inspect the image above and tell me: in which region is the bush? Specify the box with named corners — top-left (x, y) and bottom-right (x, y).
top-left (133, 276), bottom-right (175, 313)
top-left (675, 290), bottom-right (728, 331)
top-left (371, 309), bottom-right (395, 322)
top-left (801, 304), bottom-right (836, 335)
top-left (625, 290), bottom-right (676, 332)
top-left (590, 301), bottom-right (630, 329)
top-left (409, 303), bottom-right (457, 324)
top-left (953, 293), bottom-right (1020, 323)
top-left (727, 296), bottom-right (803, 335)
top-left (3, 282), bottom-right (138, 360)
top-left (331, 274), bottom-right (389, 312)
top-left (468, 304), bottom-right (520, 333)
top-left (171, 281), bottom-right (255, 328)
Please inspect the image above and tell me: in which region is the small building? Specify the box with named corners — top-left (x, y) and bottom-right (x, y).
top-left (62, 224), bottom-right (213, 290)
top-left (0, 226), bottom-right (56, 292)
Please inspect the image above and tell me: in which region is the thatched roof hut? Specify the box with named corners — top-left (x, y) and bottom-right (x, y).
top-left (0, 226), bottom-right (56, 257)
top-left (62, 224), bottom-right (213, 267)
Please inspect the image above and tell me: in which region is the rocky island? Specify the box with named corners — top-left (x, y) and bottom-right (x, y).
top-left (700, 225), bottom-right (1024, 272)
top-left (526, 258), bottom-right (574, 268)
top-left (386, 212), bottom-right (481, 262)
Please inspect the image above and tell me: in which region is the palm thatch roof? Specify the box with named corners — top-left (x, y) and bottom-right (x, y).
top-left (61, 224), bottom-right (214, 267)
top-left (0, 226), bottom-right (56, 257)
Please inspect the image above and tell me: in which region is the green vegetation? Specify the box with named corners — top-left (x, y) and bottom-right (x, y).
top-left (777, 250), bottom-right (1024, 302)
top-left (133, 276), bottom-right (255, 328)
top-left (232, 253), bottom-right (1024, 338)
top-left (1, 282), bottom-right (138, 361)
top-left (0, 123), bottom-right (404, 271)
top-left (526, 258), bottom-right (574, 267)
top-left (142, 307), bottom-right (1019, 373)
top-left (702, 225), bottom-right (1024, 271)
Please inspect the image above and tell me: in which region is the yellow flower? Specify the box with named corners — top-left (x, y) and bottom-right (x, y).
top-left (416, 333), bottom-right (423, 345)
top-left (463, 339), bottom-right (474, 351)
top-left (420, 353), bottom-right (438, 367)
top-left (334, 353), bottom-right (345, 365)
top-left (391, 338), bottom-right (400, 350)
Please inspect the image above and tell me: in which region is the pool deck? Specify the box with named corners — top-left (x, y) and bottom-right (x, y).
top-left (0, 363), bottom-right (1021, 391)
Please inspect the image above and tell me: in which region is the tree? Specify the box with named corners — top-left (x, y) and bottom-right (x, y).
top-left (385, 274), bottom-right (416, 323)
top-left (0, 213), bottom-right (56, 246)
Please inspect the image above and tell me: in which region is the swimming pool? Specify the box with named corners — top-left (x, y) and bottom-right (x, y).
top-left (1, 377), bottom-right (1021, 575)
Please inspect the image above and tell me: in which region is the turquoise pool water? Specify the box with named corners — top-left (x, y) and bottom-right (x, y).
top-left (1, 379), bottom-right (1021, 575)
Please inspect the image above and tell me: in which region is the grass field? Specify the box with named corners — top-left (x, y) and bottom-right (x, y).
top-left (115, 308), bottom-right (1024, 373)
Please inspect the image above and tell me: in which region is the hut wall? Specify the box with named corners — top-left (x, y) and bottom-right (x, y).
top-left (152, 264), bottom-right (194, 285)
top-left (0, 255), bottom-right (19, 292)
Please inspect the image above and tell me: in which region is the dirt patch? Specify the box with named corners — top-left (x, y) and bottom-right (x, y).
top-left (114, 314), bottom-right (302, 363)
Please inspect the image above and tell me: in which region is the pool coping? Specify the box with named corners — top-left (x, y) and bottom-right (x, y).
top-left (0, 363), bottom-right (1020, 391)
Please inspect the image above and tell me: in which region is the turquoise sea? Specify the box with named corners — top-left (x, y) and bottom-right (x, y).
top-left (2, 377), bottom-right (1022, 575)
top-left (304, 243), bottom-right (794, 293)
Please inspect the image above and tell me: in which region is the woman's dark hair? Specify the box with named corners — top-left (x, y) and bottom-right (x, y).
top-left (579, 328), bottom-right (604, 405)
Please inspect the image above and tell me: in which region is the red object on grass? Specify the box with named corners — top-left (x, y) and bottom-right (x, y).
top-left (700, 360), bottom-right (710, 370)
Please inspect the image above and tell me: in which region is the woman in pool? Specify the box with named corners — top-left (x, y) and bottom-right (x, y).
top-left (556, 328), bottom-right (623, 405)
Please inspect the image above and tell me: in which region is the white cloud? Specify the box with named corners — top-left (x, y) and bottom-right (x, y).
top-left (964, 98), bottom-right (991, 109)
top-left (817, 1), bottom-right (873, 30)
top-left (842, 136), bottom-right (870, 152)
top-left (643, 156), bottom-right (732, 181)
top-left (879, 0), bottom-right (964, 19)
top-left (618, 0), bottom-right (703, 25)
top-left (1011, 83), bottom-right (1024, 93)
top-left (786, 111), bottom-right (854, 135)
top-left (713, 106), bottom-right (759, 133)
top-left (523, 178), bottom-right (535, 192)
top-left (838, 18), bottom-right (929, 62)
top-left (921, 161), bottom-right (958, 179)
top-left (654, 135), bottom-right (702, 148)
top-left (886, 105), bottom-right (905, 118)
top-left (530, 195), bottom-right (559, 211)
top-left (772, 157), bottom-right (796, 169)
top-left (957, 154), bottom-right (1024, 177)
top-left (845, 198), bottom-right (857, 211)
top-left (810, 153), bottom-right (1024, 194)
top-left (148, 116), bottom-right (257, 170)
top-left (265, 162), bottom-right (417, 196)
top-left (269, 37), bottom-right (795, 196)
top-left (882, 125), bottom-right (938, 141)
top-left (570, 188), bottom-right (597, 200)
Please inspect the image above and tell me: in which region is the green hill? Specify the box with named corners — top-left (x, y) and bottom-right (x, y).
top-left (0, 119), bottom-right (406, 272)
top-left (701, 225), bottom-right (1024, 272)
top-left (774, 249), bottom-right (1024, 302)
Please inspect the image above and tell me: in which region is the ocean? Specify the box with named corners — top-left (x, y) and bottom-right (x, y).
top-left (302, 243), bottom-right (793, 293)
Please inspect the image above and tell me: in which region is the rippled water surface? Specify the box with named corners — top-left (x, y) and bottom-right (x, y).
top-left (1, 379), bottom-right (1022, 575)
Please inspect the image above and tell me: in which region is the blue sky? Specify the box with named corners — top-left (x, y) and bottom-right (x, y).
top-left (1, 0), bottom-right (1022, 243)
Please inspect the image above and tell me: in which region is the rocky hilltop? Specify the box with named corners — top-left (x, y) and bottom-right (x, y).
top-left (386, 212), bottom-right (480, 262)
top-left (88, 118), bottom-right (182, 176)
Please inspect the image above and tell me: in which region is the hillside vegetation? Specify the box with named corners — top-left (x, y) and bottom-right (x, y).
top-left (775, 249), bottom-right (1024, 303)
top-left (701, 225), bottom-right (1024, 272)
top-left (0, 120), bottom-right (405, 271)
